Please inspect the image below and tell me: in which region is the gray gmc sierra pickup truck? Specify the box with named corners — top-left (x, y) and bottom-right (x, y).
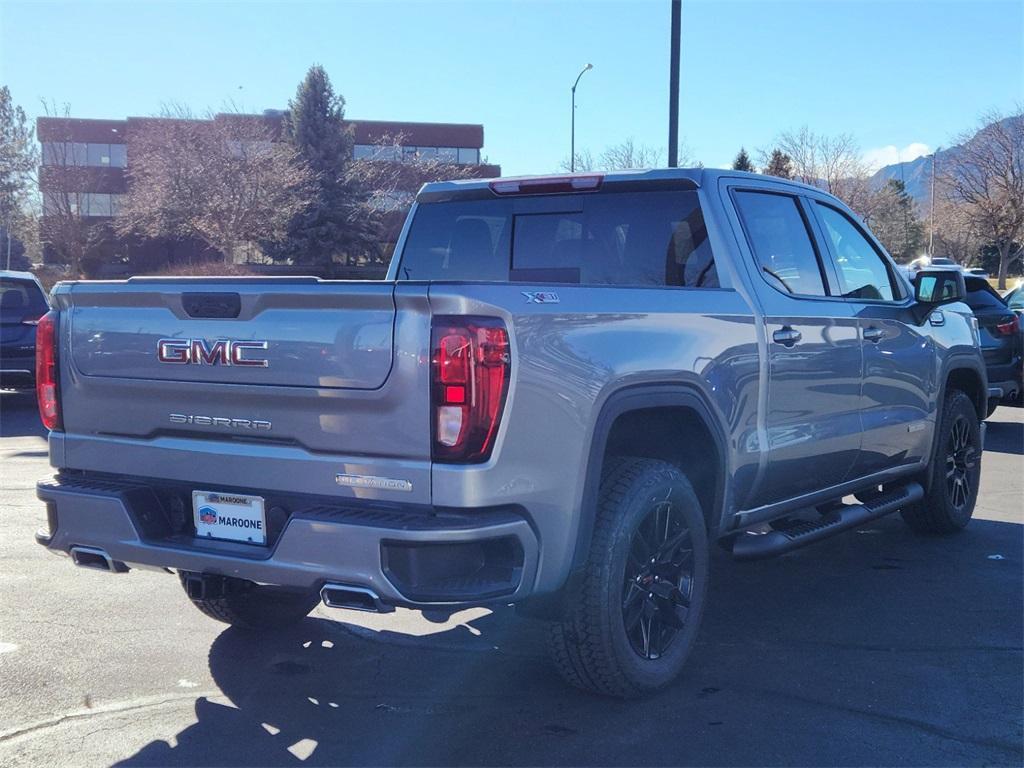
top-left (35, 169), bottom-right (988, 697)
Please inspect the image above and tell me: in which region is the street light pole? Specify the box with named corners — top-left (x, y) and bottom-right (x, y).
top-left (571, 63), bottom-right (593, 173)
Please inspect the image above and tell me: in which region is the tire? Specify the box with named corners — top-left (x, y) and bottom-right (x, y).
top-left (179, 573), bottom-right (318, 630)
top-left (546, 457), bottom-right (709, 697)
top-left (901, 389), bottom-right (982, 534)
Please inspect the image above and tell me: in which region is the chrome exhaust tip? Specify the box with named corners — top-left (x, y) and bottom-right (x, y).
top-left (69, 546), bottom-right (128, 573)
top-left (320, 583), bottom-right (389, 613)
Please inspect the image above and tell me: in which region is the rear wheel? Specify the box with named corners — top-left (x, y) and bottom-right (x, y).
top-left (546, 457), bottom-right (709, 697)
top-left (901, 389), bottom-right (982, 533)
top-left (179, 573), bottom-right (318, 630)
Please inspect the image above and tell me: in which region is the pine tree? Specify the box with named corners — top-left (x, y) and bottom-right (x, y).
top-left (0, 86), bottom-right (38, 265)
top-left (763, 148), bottom-right (793, 179)
top-left (269, 66), bottom-right (378, 268)
top-left (868, 179), bottom-right (925, 262)
top-left (732, 147), bottom-right (755, 172)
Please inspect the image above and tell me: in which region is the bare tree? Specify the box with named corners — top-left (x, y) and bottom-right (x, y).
top-left (561, 149), bottom-right (595, 172)
top-left (938, 108), bottom-right (1024, 288)
top-left (348, 132), bottom-right (480, 214)
top-left (599, 139), bottom-right (664, 170)
top-left (775, 126), bottom-right (874, 215)
top-left (559, 138), bottom-right (694, 172)
top-left (931, 195), bottom-right (979, 264)
top-left (119, 111), bottom-right (313, 263)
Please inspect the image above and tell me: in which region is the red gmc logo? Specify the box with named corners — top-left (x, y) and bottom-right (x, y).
top-left (157, 339), bottom-right (269, 367)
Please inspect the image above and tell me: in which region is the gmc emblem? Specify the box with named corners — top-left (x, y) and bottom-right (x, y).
top-left (157, 338), bottom-right (269, 367)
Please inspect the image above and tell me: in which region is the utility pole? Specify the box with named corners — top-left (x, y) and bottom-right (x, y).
top-left (668, 0), bottom-right (681, 167)
top-left (929, 148), bottom-right (940, 256)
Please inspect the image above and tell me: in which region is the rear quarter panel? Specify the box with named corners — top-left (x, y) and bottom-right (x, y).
top-left (427, 283), bottom-right (760, 592)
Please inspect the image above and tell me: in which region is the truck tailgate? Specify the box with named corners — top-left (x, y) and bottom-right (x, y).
top-left (54, 279), bottom-right (434, 502)
top-left (69, 278), bottom-right (394, 389)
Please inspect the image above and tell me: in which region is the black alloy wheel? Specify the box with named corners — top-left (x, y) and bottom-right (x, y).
top-left (622, 491), bottom-right (695, 660)
top-left (945, 413), bottom-right (979, 511)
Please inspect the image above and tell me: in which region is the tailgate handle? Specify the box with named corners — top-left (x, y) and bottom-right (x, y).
top-left (182, 293), bottom-right (241, 319)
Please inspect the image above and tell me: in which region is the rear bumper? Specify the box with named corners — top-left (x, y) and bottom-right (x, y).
top-left (36, 474), bottom-right (539, 608)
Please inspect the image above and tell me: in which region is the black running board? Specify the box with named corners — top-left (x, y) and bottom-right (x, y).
top-left (732, 482), bottom-right (924, 561)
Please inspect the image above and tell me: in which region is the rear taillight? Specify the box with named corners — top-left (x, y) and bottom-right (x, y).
top-left (36, 310), bottom-right (61, 431)
top-left (996, 316), bottom-right (1020, 336)
top-left (431, 317), bottom-right (510, 463)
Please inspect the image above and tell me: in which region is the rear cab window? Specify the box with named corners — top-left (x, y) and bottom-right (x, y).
top-left (396, 189), bottom-right (718, 288)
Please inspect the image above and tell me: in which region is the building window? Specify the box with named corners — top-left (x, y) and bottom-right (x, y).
top-left (84, 193), bottom-right (111, 217)
top-left (42, 141), bottom-right (128, 168)
top-left (43, 192), bottom-right (123, 218)
top-left (42, 192), bottom-right (61, 215)
top-left (87, 143), bottom-right (111, 166)
top-left (351, 144), bottom-right (481, 164)
top-left (42, 143), bottom-right (61, 165)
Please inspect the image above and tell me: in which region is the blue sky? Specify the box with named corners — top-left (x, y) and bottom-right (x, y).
top-left (1, 0), bottom-right (1020, 175)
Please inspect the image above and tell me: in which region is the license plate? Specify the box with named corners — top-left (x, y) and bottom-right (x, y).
top-left (193, 490), bottom-right (267, 545)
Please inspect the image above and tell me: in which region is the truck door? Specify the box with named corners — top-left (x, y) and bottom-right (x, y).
top-left (730, 188), bottom-right (864, 504)
top-left (808, 200), bottom-right (935, 478)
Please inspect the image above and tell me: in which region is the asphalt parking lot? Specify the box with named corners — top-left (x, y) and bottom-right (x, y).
top-left (0, 390), bottom-right (1021, 767)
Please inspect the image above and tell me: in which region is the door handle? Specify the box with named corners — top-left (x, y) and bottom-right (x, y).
top-left (772, 327), bottom-right (802, 347)
top-left (864, 326), bottom-right (886, 343)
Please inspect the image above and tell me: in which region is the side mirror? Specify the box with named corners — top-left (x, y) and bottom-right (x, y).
top-left (912, 269), bottom-right (966, 323)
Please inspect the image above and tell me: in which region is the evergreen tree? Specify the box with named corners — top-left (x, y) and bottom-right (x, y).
top-left (732, 147), bottom-right (755, 172)
top-left (763, 148), bottom-right (793, 179)
top-left (0, 86), bottom-right (38, 265)
top-left (868, 179), bottom-right (925, 262)
top-left (269, 66), bottom-right (378, 267)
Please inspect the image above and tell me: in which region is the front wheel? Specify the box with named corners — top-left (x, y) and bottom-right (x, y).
top-left (546, 457), bottom-right (709, 697)
top-left (901, 389), bottom-right (982, 534)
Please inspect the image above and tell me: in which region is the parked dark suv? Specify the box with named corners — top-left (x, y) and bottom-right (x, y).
top-left (963, 275), bottom-right (1022, 411)
top-left (0, 271), bottom-right (49, 390)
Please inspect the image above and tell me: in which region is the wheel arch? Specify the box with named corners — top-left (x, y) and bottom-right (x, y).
top-left (941, 358), bottom-right (987, 421)
top-left (570, 383), bottom-right (730, 576)
top-left (920, 357), bottom-right (987, 493)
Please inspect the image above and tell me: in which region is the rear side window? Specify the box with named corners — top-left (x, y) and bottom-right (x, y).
top-left (0, 278), bottom-right (47, 319)
top-left (397, 190), bottom-right (717, 288)
top-left (733, 190), bottom-right (827, 297)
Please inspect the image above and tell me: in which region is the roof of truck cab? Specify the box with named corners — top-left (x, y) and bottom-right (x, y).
top-left (418, 167), bottom-right (833, 201)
